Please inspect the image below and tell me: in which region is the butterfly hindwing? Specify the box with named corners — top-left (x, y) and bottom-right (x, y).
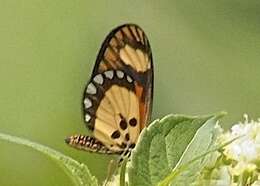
top-left (84, 71), bottom-right (141, 153)
top-left (66, 24), bottom-right (153, 156)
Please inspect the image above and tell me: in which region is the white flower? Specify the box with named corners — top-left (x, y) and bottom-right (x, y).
top-left (196, 114), bottom-right (260, 186)
top-left (221, 114), bottom-right (260, 164)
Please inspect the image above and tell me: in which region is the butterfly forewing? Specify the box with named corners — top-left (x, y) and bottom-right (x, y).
top-left (92, 24), bottom-right (152, 75)
top-left (91, 24), bottom-right (153, 132)
top-left (66, 24), bottom-right (153, 156)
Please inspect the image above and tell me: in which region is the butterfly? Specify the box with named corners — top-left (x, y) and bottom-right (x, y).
top-left (65, 24), bottom-right (153, 160)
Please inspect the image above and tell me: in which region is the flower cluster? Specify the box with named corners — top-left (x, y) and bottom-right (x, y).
top-left (196, 115), bottom-right (260, 186)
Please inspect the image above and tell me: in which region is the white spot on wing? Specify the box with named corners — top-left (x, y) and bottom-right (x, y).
top-left (85, 114), bottom-right (91, 122)
top-left (84, 98), bottom-right (92, 108)
top-left (93, 74), bottom-right (104, 85)
top-left (127, 75), bottom-right (133, 83)
top-left (116, 70), bottom-right (124, 79)
top-left (86, 83), bottom-right (97, 94)
top-left (104, 70), bottom-right (114, 79)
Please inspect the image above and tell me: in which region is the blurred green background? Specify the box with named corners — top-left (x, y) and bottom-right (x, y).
top-left (1, 0), bottom-right (260, 185)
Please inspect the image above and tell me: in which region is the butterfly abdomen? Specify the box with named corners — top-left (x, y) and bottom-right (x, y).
top-left (65, 134), bottom-right (115, 154)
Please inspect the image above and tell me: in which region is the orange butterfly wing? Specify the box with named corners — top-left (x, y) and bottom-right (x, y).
top-left (66, 24), bottom-right (153, 155)
top-left (90, 24), bottom-right (153, 130)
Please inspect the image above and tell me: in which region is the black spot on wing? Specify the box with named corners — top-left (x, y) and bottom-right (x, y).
top-left (129, 118), bottom-right (137, 127)
top-left (125, 133), bottom-right (130, 141)
top-left (120, 119), bottom-right (127, 130)
top-left (111, 130), bottom-right (121, 139)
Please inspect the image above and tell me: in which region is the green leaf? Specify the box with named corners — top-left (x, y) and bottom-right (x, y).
top-left (128, 113), bottom-right (225, 186)
top-left (160, 114), bottom-right (225, 186)
top-left (120, 159), bottom-right (128, 186)
top-left (0, 132), bottom-right (98, 186)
